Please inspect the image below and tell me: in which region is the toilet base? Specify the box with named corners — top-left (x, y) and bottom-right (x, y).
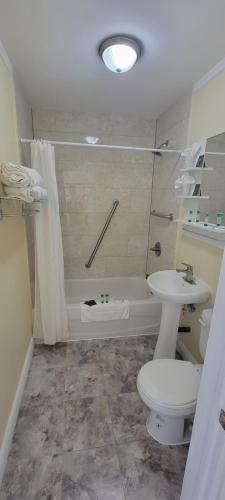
top-left (146, 410), bottom-right (194, 446)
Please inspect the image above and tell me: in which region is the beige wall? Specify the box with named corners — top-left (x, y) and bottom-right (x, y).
top-left (189, 69), bottom-right (225, 144)
top-left (33, 109), bottom-right (156, 278)
top-left (14, 77), bottom-right (35, 303)
top-left (147, 93), bottom-right (191, 274)
top-left (0, 54), bottom-right (32, 444)
top-left (176, 69), bottom-right (225, 360)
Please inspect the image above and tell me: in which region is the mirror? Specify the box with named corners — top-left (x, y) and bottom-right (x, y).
top-left (200, 132), bottom-right (225, 224)
top-left (181, 132), bottom-right (225, 247)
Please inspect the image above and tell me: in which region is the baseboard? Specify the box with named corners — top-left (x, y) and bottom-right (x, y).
top-left (177, 339), bottom-right (198, 364)
top-left (0, 338), bottom-right (34, 486)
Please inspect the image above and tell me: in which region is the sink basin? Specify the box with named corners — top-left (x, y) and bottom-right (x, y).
top-left (147, 270), bottom-right (211, 305)
top-left (147, 270), bottom-right (211, 359)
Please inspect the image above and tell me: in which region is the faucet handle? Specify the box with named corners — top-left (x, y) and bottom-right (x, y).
top-left (181, 262), bottom-right (193, 270)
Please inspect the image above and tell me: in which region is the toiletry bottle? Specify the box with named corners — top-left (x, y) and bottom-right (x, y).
top-left (105, 294), bottom-right (109, 303)
top-left (188, 210), bottom-right (193, 223)
top-left (196, 210), bottom-right (200, 223)
top-left (204, 212), bottom-right (209, 227)
top-left (216, 211), bottom-right (223, 226)
top-left (100, 294), bottom-right (105, 303)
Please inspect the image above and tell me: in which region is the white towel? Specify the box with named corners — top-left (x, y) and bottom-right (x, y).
top-left (181, 140), bottom-right (206, 169)
top-left (0, 162), bottom-right (43, 187)
top-left (4, 186), bottom-right (48, 202)
top-left (81, 300), bottom-right (130, 323)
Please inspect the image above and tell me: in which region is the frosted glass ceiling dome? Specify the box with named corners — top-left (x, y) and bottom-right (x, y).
top-left (99, 36), bottom-right (141, 73)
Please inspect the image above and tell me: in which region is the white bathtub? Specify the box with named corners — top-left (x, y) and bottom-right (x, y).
top-left (65, 277), bottom-right (161, 340)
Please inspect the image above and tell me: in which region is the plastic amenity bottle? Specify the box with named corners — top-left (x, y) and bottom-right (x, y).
top-left (188, 210), bottom-right (193, 223)
top-left (204, 212), bottom-right (209, 227)
top-left (100, 294), bottom-right (105, 303)
top-left (196, 210), bottom-right (200, 223)
top-left (216, 211), bottom-right (224, 226)
top-left (105, 294), bottom-right (109, 303)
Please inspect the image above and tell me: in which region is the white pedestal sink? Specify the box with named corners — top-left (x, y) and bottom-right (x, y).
top-left (147, 270), bottom-right (211, 359)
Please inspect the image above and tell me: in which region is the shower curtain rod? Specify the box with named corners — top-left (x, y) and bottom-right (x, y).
top-left (20, 138), bottom-right (225, 156)
top-left (20, 138), bottom-right (182, 154)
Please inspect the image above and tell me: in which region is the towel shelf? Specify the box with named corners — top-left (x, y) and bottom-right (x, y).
top-left (0, 197), bottom-right (40, 220)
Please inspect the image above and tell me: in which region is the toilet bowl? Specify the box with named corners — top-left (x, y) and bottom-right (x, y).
top-left (137, 308), bottom-right (212, 445)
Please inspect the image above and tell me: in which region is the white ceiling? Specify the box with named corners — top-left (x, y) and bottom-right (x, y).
top-left (1, 0), bottom-right (225, 119)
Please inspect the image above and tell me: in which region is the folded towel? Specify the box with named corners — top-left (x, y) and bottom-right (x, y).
top-left (181, 140), bottom-right (206, 170)
top-left (175, 174), bottom-right (195, 196)
top-left (4, 186), bottom-right (48, 202)
top-left (81, 300), bottom-right (130, 323)
top-left (0, 162), bottom-right (43, 187)
top-left (192, 140), bottom-right (206, 169)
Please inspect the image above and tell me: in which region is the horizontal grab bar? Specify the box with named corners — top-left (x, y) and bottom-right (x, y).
top-left (85, 200), bottom-right (119, 268)
top-left (151, 210), bottom-right (174, 221)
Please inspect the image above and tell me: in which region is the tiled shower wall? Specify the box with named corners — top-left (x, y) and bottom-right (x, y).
top-left (33, 110), bottom-right (156, 278)
top-left (147, 92), bottom-right (191, 274)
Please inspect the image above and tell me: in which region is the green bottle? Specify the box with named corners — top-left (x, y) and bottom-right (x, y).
top-left (204, 212), bottom-right (209, 227)
top-left (196, 210), bottom-right (200, 223)
top-left (216, 211), bottom-right (223, 226)
top-left (188, 210), bottom-right (193, 223)
top-left (105, 294), bottom-right (109, 303)
top-left (100, 294), bottom-right (105, 303)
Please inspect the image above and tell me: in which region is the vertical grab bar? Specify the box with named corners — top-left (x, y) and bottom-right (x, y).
top-left (85, 200), bottom-right (119, 268)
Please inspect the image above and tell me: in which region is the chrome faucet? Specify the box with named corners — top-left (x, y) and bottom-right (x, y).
top-left (176, 262), bottom-right (195, 284)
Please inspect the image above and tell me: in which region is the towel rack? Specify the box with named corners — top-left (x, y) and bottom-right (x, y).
top-left (151, 210), bottom-right (174, 221)
top-left (0, 197), bottom-right (40, 220)
top-left (85, 200), bottom-right (119, 268)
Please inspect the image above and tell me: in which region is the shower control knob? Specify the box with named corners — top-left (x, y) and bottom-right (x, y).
top-left (149, 241), bottom-right (161, 256)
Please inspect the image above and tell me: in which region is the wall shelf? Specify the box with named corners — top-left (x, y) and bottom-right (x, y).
top-left (0, 196), bottom-right (40, 203)
top-left (0, 196), bottom-right (40, 220)
top-left (174, 219), bottom-right (225, 248)
top-left (176, 195), bottom-right (209, 199)
top-left (180, 167), bottom-right (213, 173)
top-left (175, 157), bottom-right (224, 246)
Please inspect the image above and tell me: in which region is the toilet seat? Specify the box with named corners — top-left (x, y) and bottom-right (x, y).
top-left (137, 359), bottom-right (202, 417)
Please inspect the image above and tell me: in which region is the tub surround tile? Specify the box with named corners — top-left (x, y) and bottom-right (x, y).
top-left (64, 256), bottom-right (107, 279)
top-left (33, 109), bottom-right (155, 279)
top-left (156, 92), bottom-right (191, 142)
top-left (59, 186), bottom-right (151, 216)
top-left (147, 92), bottom-right (191, 276)
top-left (104, 256), bottom-right (146, 278)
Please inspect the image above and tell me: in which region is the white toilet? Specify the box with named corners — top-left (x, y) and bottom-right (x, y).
top-left (137, 309), bottom-right (212, 445)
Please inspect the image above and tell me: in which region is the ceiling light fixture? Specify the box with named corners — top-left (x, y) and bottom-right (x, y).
top-left (99, 35), bottom-right (141, 74)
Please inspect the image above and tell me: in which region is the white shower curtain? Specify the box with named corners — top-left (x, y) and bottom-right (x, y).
top-left (31, 141), bottom-right (68, 344)
top-left (181, 249), bottom-right (225, 500)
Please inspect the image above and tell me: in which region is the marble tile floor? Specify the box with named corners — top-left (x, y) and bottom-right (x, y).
top-left (0, 335), bottom-right (188, 500)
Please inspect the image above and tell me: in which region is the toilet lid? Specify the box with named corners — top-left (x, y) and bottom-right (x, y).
top-left (138, 359), bottom-right (200, 407)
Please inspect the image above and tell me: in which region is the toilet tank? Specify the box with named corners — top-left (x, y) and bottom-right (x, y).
top-left (199, 309), bottom-right (213, 359)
